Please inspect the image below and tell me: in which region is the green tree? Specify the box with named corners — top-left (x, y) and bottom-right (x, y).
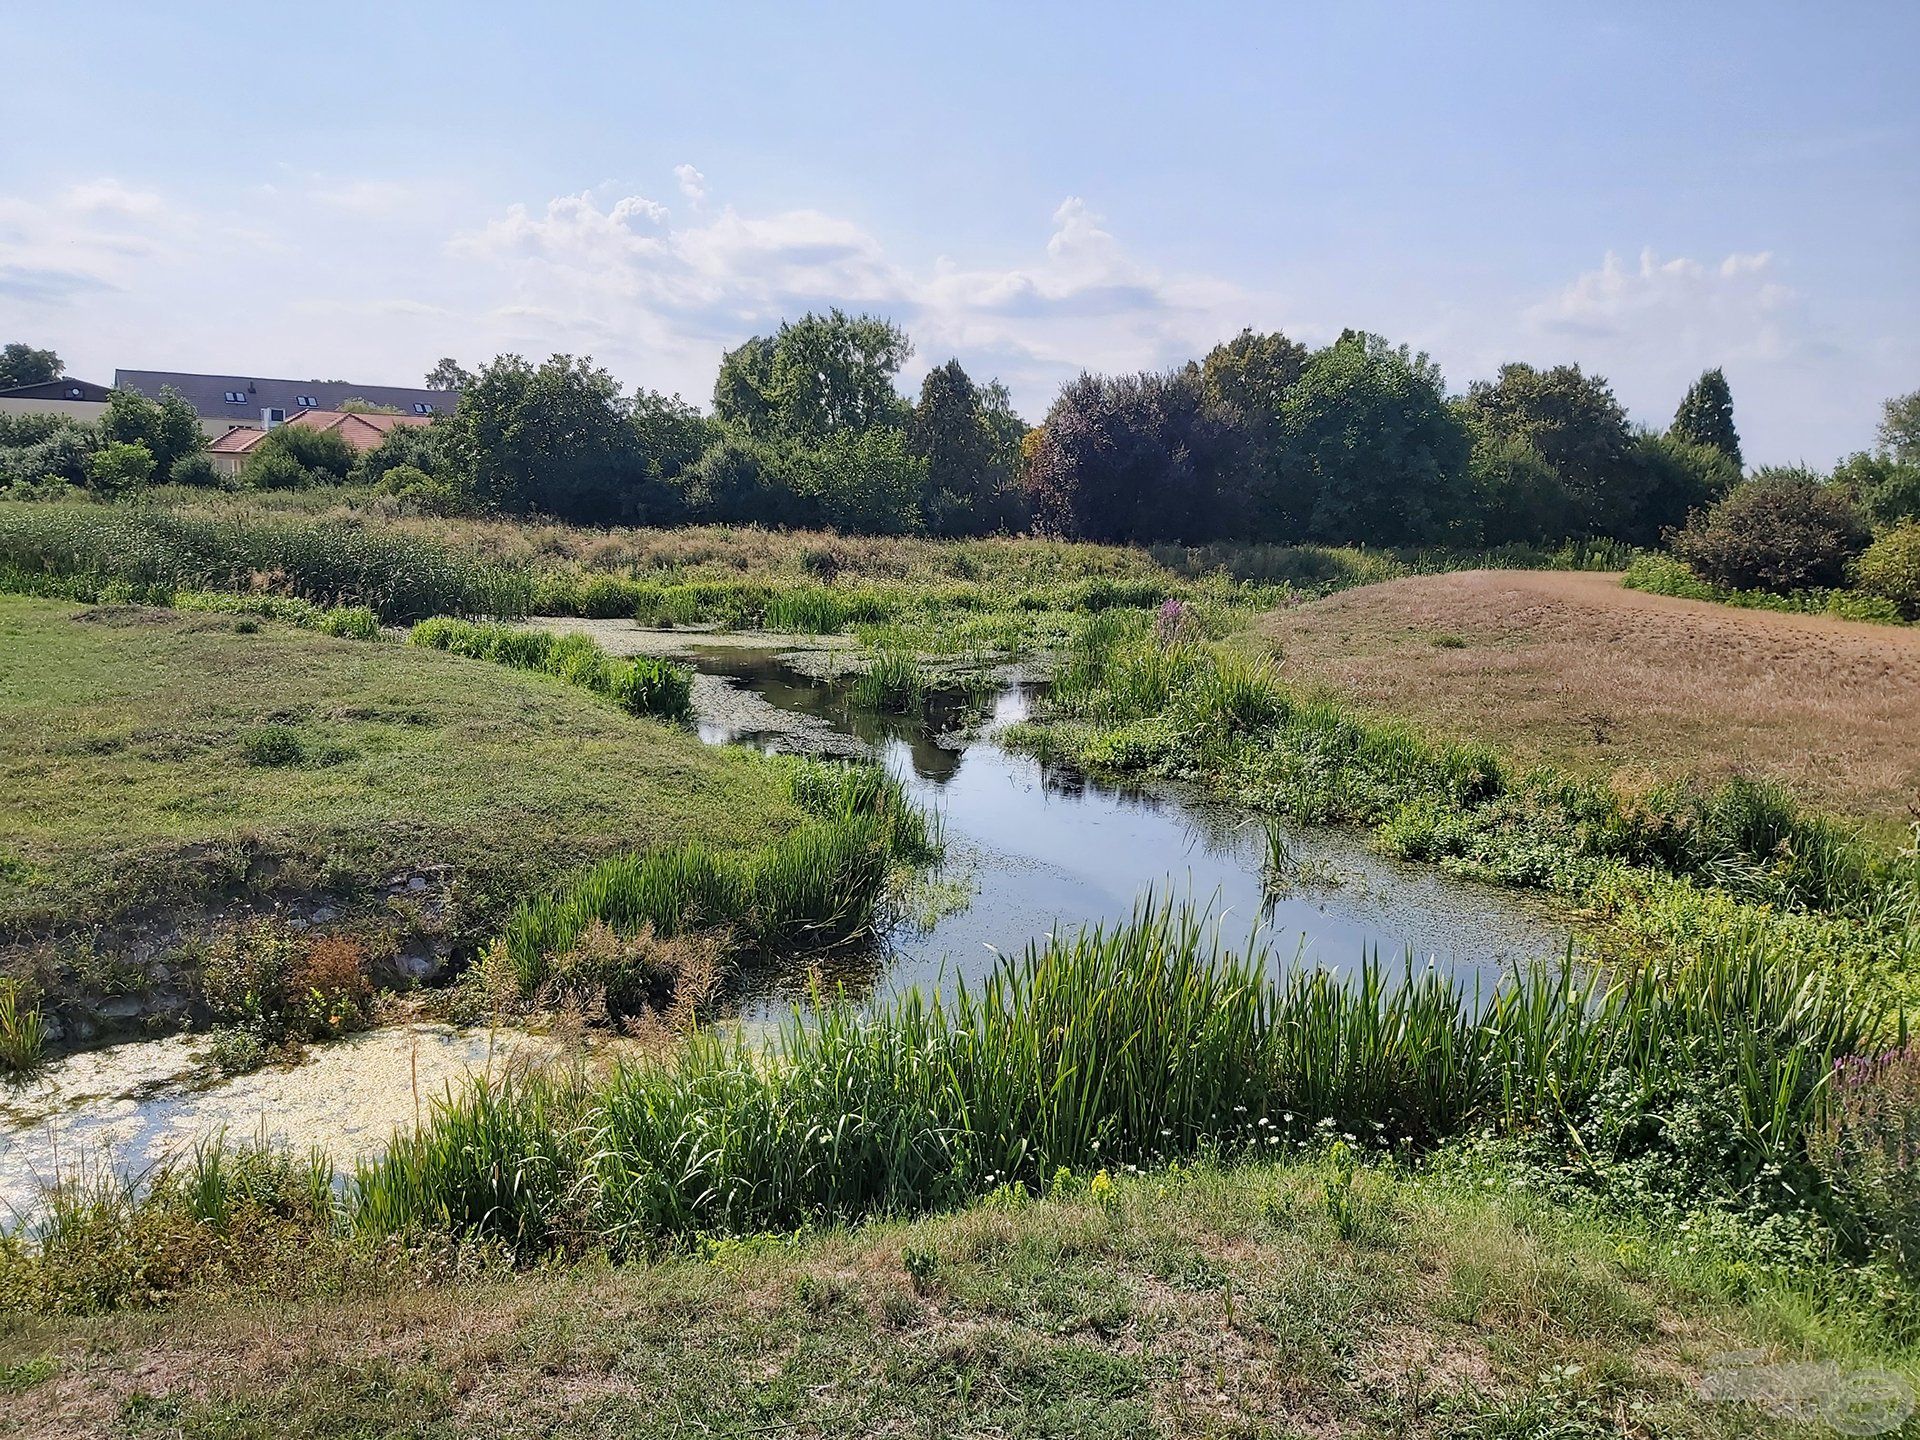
top-left (1876, 390), bottom-right (1920, 464)
top-left (243, 425), bottom-right (355, 489)
top-left (907, 359), bottom-right (1025, 535)
top-left (1628, 431), bottom-right (1740, 544)
top-left (0, 343), bottom-right (62, 389)
top-left (1832, 450), bottom-right (1920, 528)
top-left (713, 311), bottom-right (911, 441)
top-left (1461, 362), bottom-right (1640, 538)
top-left (631, 388), bottom-right (712, 500)
top-left (1668, 367), bottom-right (1743, 468)
top-left (1201, 329), bottom-right (1311, 537)
top-left (1282, 333), bottom-right (1472, 545)
top-left (84, 440), bottom-right (155, 495)
top-left (100, 385), bottom-right (203, 481)
top-left (444, 354), bottom-right (661, 522)
top-left (424, 358), bottom-right (473, 392)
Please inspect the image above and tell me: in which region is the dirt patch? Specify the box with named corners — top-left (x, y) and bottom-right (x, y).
top-left (1256, 570), bottom-right (1920, 833)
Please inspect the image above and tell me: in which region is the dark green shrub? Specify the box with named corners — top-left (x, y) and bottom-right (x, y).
top-left (165, 453), bottom-right (222, 489)
top-left (1671, 471), bottom-right (1870, 592)
top-left (1853, 522), bottom-right (1920, 619)
top-left (83, 442), bottom-right (155, 496)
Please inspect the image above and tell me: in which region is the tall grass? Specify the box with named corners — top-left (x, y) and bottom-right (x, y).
top-left (847, 648), bottom-right (927, 713)
top-left (408, 618), bottom-right (692, 720)
top-left (348, 895), bottom-right (1886, 1259)
top-left (0, 503), bottom-right (529, 622)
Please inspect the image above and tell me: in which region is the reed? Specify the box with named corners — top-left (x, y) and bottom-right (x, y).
top-left (848, 648), bottom-right (927, 713)
top-left (0, 982), bottom-right (46, 1077)
top-left (351, 895), bottom-right (1886, 1259)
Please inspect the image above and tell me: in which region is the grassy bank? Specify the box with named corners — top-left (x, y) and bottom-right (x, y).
top-left (0, 593), bottom-right (810, 1003)
top-left (1624, 553), bottom-right (1913, 627)
top-left (1009, 608), bottom-right (1920, 992)
top-left (4, 1157), bottom-right (1913, 1438)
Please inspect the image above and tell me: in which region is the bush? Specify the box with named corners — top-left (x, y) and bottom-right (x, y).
top-left (83, 442), bottom-right (156, 496)
top-left (167, 453), bottom-right (222, 489)
top-left (199, 922), bottom-right (372, 1055)
top-left (378, 462), bottom-right (468, 515)
top-left (1671, 471), bottom-right (1871, 593)
top-left (1853, 522), bottom-right (1920, 619)
top-left (243, 426), bottom-right (355, 490)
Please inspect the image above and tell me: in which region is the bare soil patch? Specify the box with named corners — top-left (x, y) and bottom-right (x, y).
top-left (1256, 570), bottom-right (1920, 833)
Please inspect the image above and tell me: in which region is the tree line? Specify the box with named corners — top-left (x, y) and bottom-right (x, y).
top-left (5, 322), bottom-right (1917, 554)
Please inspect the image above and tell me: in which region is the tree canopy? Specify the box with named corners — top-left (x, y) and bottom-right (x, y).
top-left (1668, 367), bottom-right (1743, 468)
top-left (0, 342), bottom-right (62, 390)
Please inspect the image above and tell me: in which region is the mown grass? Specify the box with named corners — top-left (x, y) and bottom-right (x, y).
top-left (0, 594), bottom-right (806, 948)
top-left (7, 1157), bottom-right (1906, 1437)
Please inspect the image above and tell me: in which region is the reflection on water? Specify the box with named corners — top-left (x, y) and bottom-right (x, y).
top-left (685, 647), bottom-right (1570, 1021)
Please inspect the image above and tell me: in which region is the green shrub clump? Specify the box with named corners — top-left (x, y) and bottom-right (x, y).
top-left (409, 618), bottom-right (692, 720)
top-left (1852, 522), bottom-right (1920, 619)
top-left (1670, 471), bottom-right (1871, 593)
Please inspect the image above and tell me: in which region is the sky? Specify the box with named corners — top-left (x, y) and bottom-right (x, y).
top-left (2, 2), bottom-right (1915, 466)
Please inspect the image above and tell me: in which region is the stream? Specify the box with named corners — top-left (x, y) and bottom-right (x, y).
top-left (1, 633), bottom-right (1570, 1218)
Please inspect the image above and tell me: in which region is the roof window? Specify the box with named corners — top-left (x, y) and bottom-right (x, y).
top-left (223, 390), bottom-right (246, 404)
top-left (413, 403), bottom-right (434, 415)
top-left (296, 394), bottom-right (318, 407)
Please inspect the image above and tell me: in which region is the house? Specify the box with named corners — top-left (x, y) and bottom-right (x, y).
top-left (114, 369), bottom-right (458, 441)
top-left (0, 377), bottom-right (115, 427)
top-left (205, 408), bottom-right (434, 479)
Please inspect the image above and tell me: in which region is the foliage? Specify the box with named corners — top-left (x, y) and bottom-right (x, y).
top-left (1668, 366), bottom-right (1743, 468)
top-left (345, 419), bottom-right (446, 490)
top-left (1879, 389), bottom-right (1920, 463)
top-left (1025, 366), bottom-right (1232, 543)
top-left (906, 359), bottom-right (1026, 536)
top-left (1833, 449), bottom-right (1920, 528)
top-left (408, 617), bottom-right (693, 720)
top-left (423, 357), bottom-right (473, 392)
top-left (714, 309), bottom-right (911, 442)
top-left (100, 386), bottom-right (203, 482)
top-left (199, 921), bottom-right (373, 1056)
top-left (0, 342), bottom-right (62, 389)
top-left (1621, 552), bottom-right (1908, 626)
top-left (1815, 1045), bottom-right (1920, 1276)
top-left (0, 413), bottom-right (97, 489)
top-left (1671, 470), bottom-right (1872, 592)
top-left (442, 354), bottom-right (678, 523)
top-left (166, 453), bottom-right (221, 489)
top-left (242, 424), bottom-right (354, 489)
top-left (1627, 430), bottom-right (1740, 543)
top-left (1853, 521), bottom-right (1920, 619)
top-left (83, 441), bottom-right (155, 496)
top-left (1461, 362), bottom-right (1638, 539)
top-left (1282, 332), bottom-right (1473, 545)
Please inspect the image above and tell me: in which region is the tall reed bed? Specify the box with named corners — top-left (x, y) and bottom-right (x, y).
top-left (0, 503), bottom-right (529, 622)
top-left (349, 896), bottom-right (1886, 1258)
top-left (408, 618), bottom-right (692, 720)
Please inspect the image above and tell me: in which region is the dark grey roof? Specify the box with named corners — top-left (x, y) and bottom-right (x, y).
top-left (0, 377), bottom-right (113, 402)
top-left (113, 369), bottom-right (459, 421)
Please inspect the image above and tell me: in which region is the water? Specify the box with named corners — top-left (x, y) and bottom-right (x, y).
top-left (0, 637), bottom-right (1569, 1215)
top-left (684, 646), bottom-right (1569, 1019)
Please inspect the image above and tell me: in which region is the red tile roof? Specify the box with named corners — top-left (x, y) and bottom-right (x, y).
top-left (205, 409), bottom-right (431, 456)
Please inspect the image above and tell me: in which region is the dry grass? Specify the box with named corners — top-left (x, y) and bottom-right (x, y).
top-left (1256, 570), bottom-right (1920, 836)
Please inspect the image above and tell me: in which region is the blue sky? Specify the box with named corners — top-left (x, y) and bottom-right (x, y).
top-left (3, 2), bottom-right (1914, 463)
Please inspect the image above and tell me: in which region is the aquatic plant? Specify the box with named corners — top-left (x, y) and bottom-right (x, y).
top-left (408, 618), bottom-right (692, 721)
top-left (0, 982), bottom-right (46, 1077)
top-left (848, 647), bottom-right (927, 713)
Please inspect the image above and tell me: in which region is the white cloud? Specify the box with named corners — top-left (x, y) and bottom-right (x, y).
top-left (1525, 247), bottom-right (1802, 362)
top-left (673, 164), bottom-right (707, 207)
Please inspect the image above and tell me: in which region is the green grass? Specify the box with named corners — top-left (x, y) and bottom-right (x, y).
top-left (408, 617), bottom-right (693, 721)
top-left (0, 594), bottom-right (806, 949)
top-left (8, 1157), bottom-right (1908, 1437)
top-left (0, 979), bottom-right (45, 1075)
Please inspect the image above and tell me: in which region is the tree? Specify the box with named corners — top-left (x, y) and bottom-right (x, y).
top-left (0, 343), bottom-right (62, 390)
top-left (1282, 333), bottom-right (1472, 545)
top-left (713, 311), bottom-right (911, 441)
top-left (1201, 329), bottom-right (1310, 537)
top-left (1832, 450), bottom-right (1920, 528)
top-left (630, 389), bottom-right (712, 495)
top-left (1668, 367), bottom-right (1742, 469)
top-left (424, 358), bottom-right (473, 392)
top-left (349, 422), bottom-right (446, 489)
top-left (1025, 367), bottom-right (1231, 544)
top-left (100, 385), bottom-right (202, 481)
top-left (907, 360), bottom-right (1026, 535)
top-left (1879, 390), bottom-right (1920, 464)
top-left (443, 354), bottom-right (661, 522)
top-left (244, 425), bottom-right (355, 489)
top-left (1626, 432), bottom-right (1740, 544)
top-left (1461, 362), bottom-right (1639, 538)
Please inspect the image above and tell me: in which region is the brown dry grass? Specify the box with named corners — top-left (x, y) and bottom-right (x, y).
top-left (1256, 570), bottom-right (1920, 836)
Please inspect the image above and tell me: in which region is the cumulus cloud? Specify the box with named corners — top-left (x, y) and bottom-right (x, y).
top-left (1526, 247), bottom-right (1802, 361)
top-left (673, 164), bottom-right (707, 207)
